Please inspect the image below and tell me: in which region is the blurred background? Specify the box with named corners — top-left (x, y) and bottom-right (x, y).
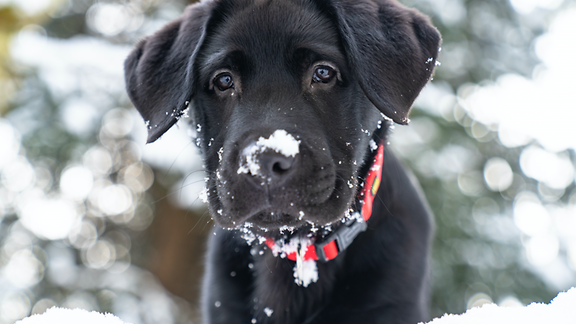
top-left (0, 0), bottom-right (575, 323)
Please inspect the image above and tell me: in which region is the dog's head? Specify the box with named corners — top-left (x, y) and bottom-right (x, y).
top-left (125, 0), bottom-right (440, 234)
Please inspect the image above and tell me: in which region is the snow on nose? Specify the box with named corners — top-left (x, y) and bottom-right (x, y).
top-left (237, 129), bottom-right (301, 177)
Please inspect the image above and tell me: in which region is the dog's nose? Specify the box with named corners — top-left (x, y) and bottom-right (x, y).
top-left (237, 130), bottom-right (301, 184)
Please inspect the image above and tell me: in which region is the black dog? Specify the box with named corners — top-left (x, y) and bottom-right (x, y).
top-left (125, 0), bottom-right (440, 323)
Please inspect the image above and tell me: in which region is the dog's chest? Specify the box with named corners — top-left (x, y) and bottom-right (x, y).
top-left (249, 252), bottom-right (343, 324)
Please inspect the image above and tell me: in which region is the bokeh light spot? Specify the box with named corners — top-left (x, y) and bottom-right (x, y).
top-left (3, 249), bottom-right (44, 288)
top-left (97, 184), bottom-right (133, 216)
top-left (520, 146), bottom-right (573, 190)
top-left (86, 3), bottom-right (131, 37)
top-left (0, 119), bottom-right (21, 171)
top-left (83, 240), bottom-right (116, 269)
top-left (513, 192), bottom-right (551, 236)
top-left (18, 193), bottom-right (80, 241)
top-left (68, 220), bottom-right (98, 250)
top-left (466, 292), bottom-right (493, 309)
top-left (0, 292), bottom-right (31, 323)
top-left (60, 165), bottom-right (94, 201)
top-left (84, 147), bottom-right (113, 176)
top-left (484, 157), bottom-right (513, 192)
top-left (526, 234), bottom-right (560, 266)
top-left (1, 157), bottom-right (35, 192)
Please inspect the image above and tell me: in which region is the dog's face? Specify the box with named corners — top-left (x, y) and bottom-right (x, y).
top-left (194, 2), bottom-right (381, 230)
top-left (125, 0), bottom-right (440, 234)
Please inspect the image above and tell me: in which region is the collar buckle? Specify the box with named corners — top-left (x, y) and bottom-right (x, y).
top-left (314, 212), bottom-right (368, 262)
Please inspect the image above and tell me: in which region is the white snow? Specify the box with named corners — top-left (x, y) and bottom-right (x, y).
top-left (269, 236), bottom-right (312, 259)
top-left (237, 129), bottom-right (300, 176)
top-left (423, 287), bottom-right (576, 324)
top-left (264, 307), bottom-right (274, 317)
top-left (15, 307), bottom-right (130, 324)
top-left (267, 236), bottom-right (319, 287)
top-left (14, 288), bottom-right (576, 323)
top-left (198, 187), bottom-right (209, 203)
top-left (369, 139), bottom-right (378, 151)
top-left (293, 259), bottom-right (318, 287)
top-left (240, 228), bottom-right (256, 245)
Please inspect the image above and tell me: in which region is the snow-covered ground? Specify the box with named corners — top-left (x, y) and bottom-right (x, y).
top-left (423, 287), bottom-right (576, 324)
top-left (15, 307), bottom-right (128, 324)
top-left (16, 287), bottom-right (576, 324)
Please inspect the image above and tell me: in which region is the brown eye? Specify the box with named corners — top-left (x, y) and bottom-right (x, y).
top-left (312, 66), bottom-right (335, 83)
top-left (214, 73), bottom-right (234, 91)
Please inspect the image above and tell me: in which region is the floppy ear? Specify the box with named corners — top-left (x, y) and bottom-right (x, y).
top-left (124, 2), bottom-right (214, 143)
top-left (321, 0), bottom-right (441, 124)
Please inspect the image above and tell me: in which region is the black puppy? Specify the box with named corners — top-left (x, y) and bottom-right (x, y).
top-left (125, 0), bottom-right (440, 323)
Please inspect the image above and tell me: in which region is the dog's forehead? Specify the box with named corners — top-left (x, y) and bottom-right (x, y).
top-left (209, 0), bottom-right (341, 61)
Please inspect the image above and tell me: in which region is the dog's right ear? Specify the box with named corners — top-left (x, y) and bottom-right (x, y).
top-left (124, 2), bottom-right (214, 143)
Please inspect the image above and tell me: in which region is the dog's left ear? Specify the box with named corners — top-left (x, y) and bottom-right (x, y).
top-left (322, 0), bottom-right (441, 124)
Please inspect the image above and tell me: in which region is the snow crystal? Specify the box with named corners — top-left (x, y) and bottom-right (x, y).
top-left (179, 106), bottom-right (190, 119)
top-left (214, 301), bottom-right (221, 307)
top-left (369, 139), bottom-right (378, 151)
top-left (293, 259), bottom-right (318, 287)
top-left (380, 112), bottom-right (394, 122)
top-left (238, 129), bottom-right (301, 176)
top-left (423, 287), bottom-right (576, 324)
top-left (268, 236), bottom-right (319, 287)
top-left (264, 307), bottom-right (274, 317)
top-left (239, 228), bottom-right (256, 245)
top-left (269, 236), bottom-right (312, 258)
top-left (198, 187), bottom-right (209, 203)
top-left (218, 147), bottom-right (224, 162)
top-left (279, 225), bottom-right (295, 234)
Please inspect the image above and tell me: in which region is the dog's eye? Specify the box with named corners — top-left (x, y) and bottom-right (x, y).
top-left (312, 66), bottom-right (335, 83)
top-left (214, 73), bottom-right (234, 91)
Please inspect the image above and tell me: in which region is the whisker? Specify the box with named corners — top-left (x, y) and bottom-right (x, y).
top-left (160, 142), bottom-right (196, 182)
top-left (150, 179), bottom-right (207, 204)
top-left (188, 207), bottom-right (212, 234)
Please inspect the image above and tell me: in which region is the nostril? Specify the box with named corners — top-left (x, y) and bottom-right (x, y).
top-left (258, 152), bottom-right (295, 178)
top-left (272, 159), bottom-right (293, 174)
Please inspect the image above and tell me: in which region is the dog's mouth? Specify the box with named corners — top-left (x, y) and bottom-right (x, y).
top-left (209, 162), bottom-right (356, 225)
top-left (249, 211), bottom-right (306, 229)
top-left (209, 168), bottom-right (358, 236)
top-left (233, 210), bottom-right (347, 245)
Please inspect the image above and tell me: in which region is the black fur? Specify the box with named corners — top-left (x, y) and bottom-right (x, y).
top-left (125, 0), bottom-right (440, 323)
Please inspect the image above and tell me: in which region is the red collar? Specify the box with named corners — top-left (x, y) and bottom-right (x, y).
top-left (266, 142), bottom-right (384, 262)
